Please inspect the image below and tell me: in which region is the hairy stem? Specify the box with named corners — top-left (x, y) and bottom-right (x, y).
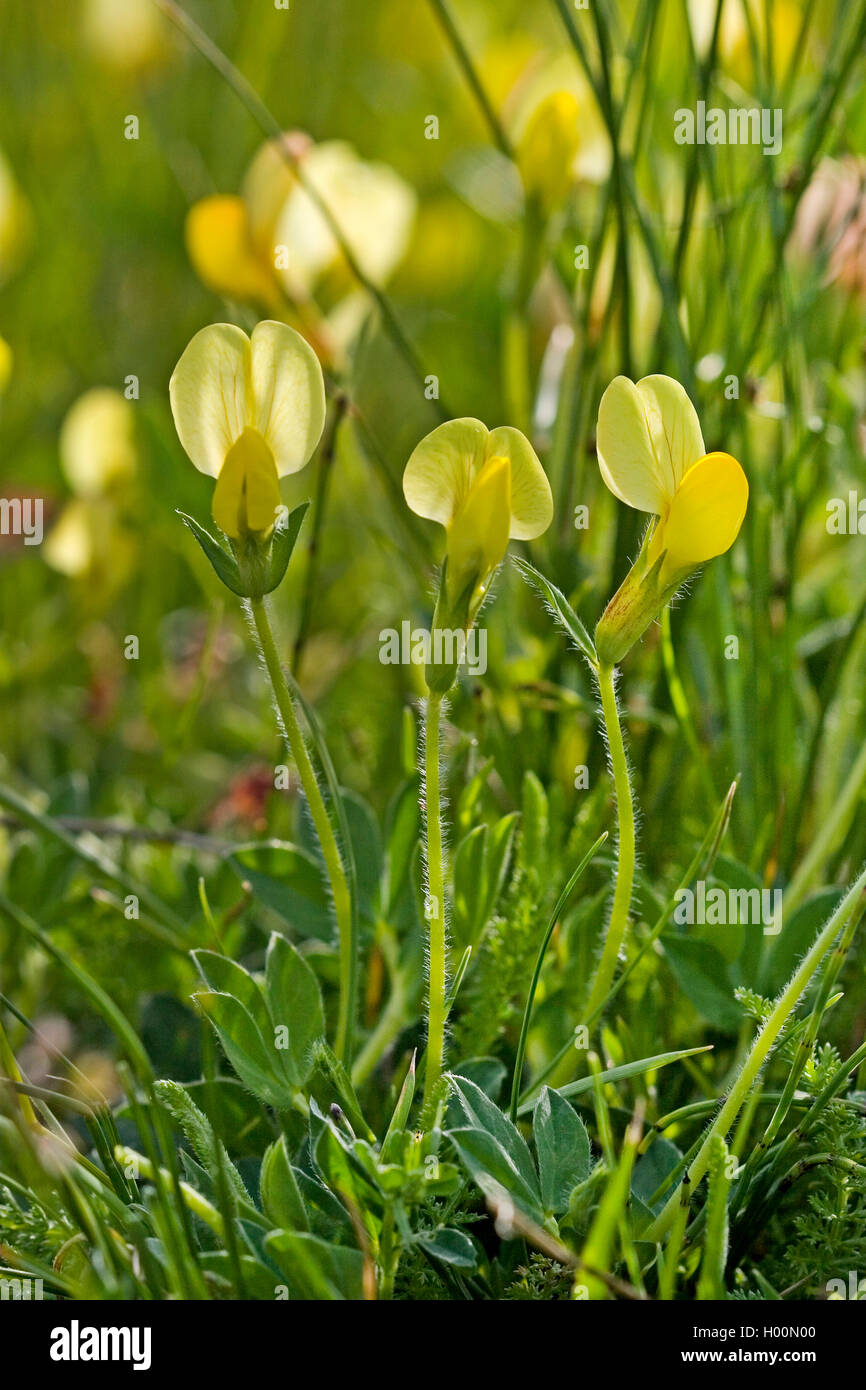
top-left (249, 598), bottom-right (356, 1064)
top-left (585, 664), bottom-right (636, 1020)
top-left (422, 693), bottom-right (447, 1112)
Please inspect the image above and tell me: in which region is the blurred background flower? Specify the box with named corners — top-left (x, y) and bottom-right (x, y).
top-left (793, 157), bottom-right (866, 299)
top-left (44, 388), bottom-right (139, 592)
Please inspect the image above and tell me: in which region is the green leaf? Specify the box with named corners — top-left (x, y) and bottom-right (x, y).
top-left (631, 1138), bottom-right (682, 1216)
top-left (519, 1047), bottom-right (713, 1115)
top-left (456, 757), bottom-right (494, 832)
top-left (481, 812), bottom-right (518, 921)
top-left (294, 1168), bottom-right (354, 1242)
top-left (384, 776), bottom-right (421, 914)
top-left (154, 1079), bottom-right (249, 1211)
top-left (198, 1251), bottom-right (281, 1299)
top-left (519, 770), bottom-right (548, 874)
top-left (512, 555), bottom-right (597, 664)
top-left (533, 1086), bottom-right (591, 1215)
top-left (263, 501), bottom-right (309, 594)
top-left (192, 951), bottom-right (265, 1022)
top-left (341, 790), bottom-right (383, 915)
top-left (228, 842), bottom-right (331, 937)
top-left (454, 1056), bottom-right (507, 1102)
top-left (177, 511), bottom-right (246, 596)
top-left (761, 888), bottom-right (844, 995)
top-left (380, 1051), bottom-right (416, 1165)
top-left (446, 1074), bottom-right (539, 1197)
top-left (314, 1123), bottom-right (379, 1239)
top-left (194, 990), bottom-right (293, 1110)
top-left (660, 937), bottom-right (742, 1030)
top-left (264, 1230), bottom-right (365, 1300)
top-left (259, 1136), bottom-right (309, 1232)
top-left (447, 1126), bottom-right (545, 1225)
top-left (415, 1227), bottom-right (477, 1269)
top-left (265, 933), bottom-right (324, 1087)
top-left (452, 824), bottom-right (488, 947)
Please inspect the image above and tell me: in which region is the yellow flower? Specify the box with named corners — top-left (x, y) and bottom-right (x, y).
top-left (184, 136), bottom-right (416, 323)
top-left (82, 0), bottom-right (169, 73)
top-left (256, 139), bottom-right (416, 300)
top-left (46, 389), bottom-right (139, 589)
top-left (516, 91), bottom-right (581, 214)
top-left (598, 374), bottom-right (748, 581)
top-left (59, 388), bottom-right (137, 496)
top-left (595, 374), bottom-right (748, 663)
top-left (169, 320), bottom-right (326, 543)
top-left (185, 197), bottom-right (279, 310)
top-left (403, 417), bottom-right (553, 621)
top-left (507, 55), bottom-right (610, 186)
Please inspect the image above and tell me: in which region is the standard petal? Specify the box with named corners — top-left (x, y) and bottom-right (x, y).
top-left (249, 320), bottom-right (326, 476)
top-left (596, 374), bottom-right (705, 513)
top-left (655, 451), bottom-right (748, 577)
top-left (597, 375), bottom-right (670, 513)
top-left (169, 323), bottom-right (251, 478)
top-left (636, 375), bottom-right (705, 496)
top-left (403, 418), bottom-right (489, 526)
top-left (487, 426), bottom-right (553, 539)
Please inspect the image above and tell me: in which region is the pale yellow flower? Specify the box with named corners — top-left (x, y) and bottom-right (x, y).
top-left (404, 417), bottom-right (553, 618)
top-left (59, 388), bottom-right (137, 497)
top-left (169, 320), bottom-right (325, 541)
top-left (597, 374), bottom-right (748, 583)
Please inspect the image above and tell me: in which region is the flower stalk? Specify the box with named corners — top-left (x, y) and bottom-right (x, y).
top-left (422, 691), bottom-right (447, 1112)
top-left (585, 662), bottom-right (636, 1020)
top-left (249, 596), bottom-right (356, 1065)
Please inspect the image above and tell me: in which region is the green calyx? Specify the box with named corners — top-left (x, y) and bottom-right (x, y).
top-left (595, 524), bottom-right (683, 667)
top-left (424, 560), bottom-right (479, 696)
top-left (178, 501), bottom-right (309, 602)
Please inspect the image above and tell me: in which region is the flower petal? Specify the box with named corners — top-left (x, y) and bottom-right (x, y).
top-left (516, 91), bottom-right (580, 212)
top-left (487, 426), bottom-right (553, 539)
top-left (60, 388), bottom-right (136, 496)
top-left (597, 374), bottom-right (704, 514)
top-left (249, 320), bottom-right (326, 476)
top-left (212, 427), bottom-right (280, 538)
top-left (185, 197), bottom-right (276, 306)
top-left (403, 418), bottom-right (489, 526)
top-left (273, 140), bottom-right (416, 294)
top-left (447, 454), bottom-right (512, 607)
top-left (637, 375), bottom-right (706, 495)
top-left (654, 451), bottom-right (748, 577)
top-left (169, 323), bottom-right (251, 478)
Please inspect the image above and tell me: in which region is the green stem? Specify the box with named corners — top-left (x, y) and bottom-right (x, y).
top-left (249, 598), bottom-right (356, 1065)
top-left (425, 0), bottom-right (514, 159)
top-left (422, 693), bottom-right (446, 1113)
top-left (585, 664), bottom-right (636, 1020)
